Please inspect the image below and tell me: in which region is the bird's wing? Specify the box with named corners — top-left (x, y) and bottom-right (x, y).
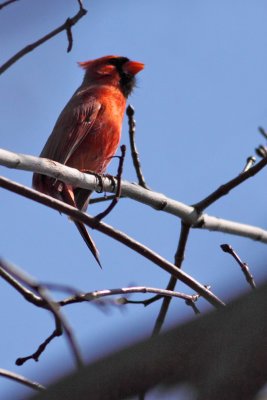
top-left (40, 95), bottom-right (103, 166)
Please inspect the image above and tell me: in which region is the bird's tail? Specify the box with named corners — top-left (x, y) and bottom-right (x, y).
top-left (60, 185), bottom-right (101, 268)
top-left (74, 221), bottom-right (102, 268)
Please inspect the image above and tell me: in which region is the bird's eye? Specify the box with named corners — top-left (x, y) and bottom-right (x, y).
top-left (108, 57), bottom-right (129, 67)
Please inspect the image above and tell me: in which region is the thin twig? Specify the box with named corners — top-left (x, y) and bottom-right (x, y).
top-left (0, 3), bottom-right (87, 74)
top-left (258, 126), bottom-right (267, 140)
top-left (0, 259), bottom-right (83, 367)
top-left (192, 155), bottom-right (267, 212)
top-left (95, 145), bottom-right (126, 220)
top-left (0, 369), bottom-right (45, 391)
top-left (89, 194), bottom-right (118, 204)
top-left (126, 105), bottom-right (149, 189)
top-left (1, 263), bottom-right (195, 310)
top-left (0, 264), bottom-right (45, 308)
top-left (0, 177), bottom-right (224, 308)
top-left (0, 0), bottom-right (18, 10)
top-left (59, 286), bottom-right (197, 306)
top-left (16, 314), bottom-right (62, 366)
top-left (152, 222), bottom-right (191, 336)
top-left (220, 244), bottom-right (256, 289)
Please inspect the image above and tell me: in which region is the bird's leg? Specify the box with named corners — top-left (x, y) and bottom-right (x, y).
top-left (82, 169), bottom-right (104, 194)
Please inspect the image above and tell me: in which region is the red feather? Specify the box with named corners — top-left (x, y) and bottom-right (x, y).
top-left (33, 55), bottom-right (144, 267)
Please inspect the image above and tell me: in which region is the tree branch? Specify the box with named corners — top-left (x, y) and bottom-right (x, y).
top-left (221, 244), bottom-right (256, 289)
top-left (0, 259), bottom-right (83, 367)
top-left (126, 105), bottom-right (149, 189)
top-left (192, 155), bottom-right (267, 212)
top-left (0, 177), bottom-right (224, 309)
top-left (59, 286), bottom-right (197, 306)
top-left (0, 263), bottom-right (46, 308)
top-left (152, 223), bottom-right (191, 336)
top-left (16, 314), bottom-right (63, 366)
top-left (0, 1), bottom-right (87, 74)
top-left (1, 148), bottom-right (267, 243)
top-left (0, 369), bottom-right (45, 392)
top-left (0, 0), bottom-right (18, 10)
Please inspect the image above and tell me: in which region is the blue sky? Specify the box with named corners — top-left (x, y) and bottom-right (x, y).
top-left (1, 1), bottom-right (267, 398)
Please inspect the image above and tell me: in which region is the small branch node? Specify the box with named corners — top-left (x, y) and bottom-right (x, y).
top-left (242, 156), bottom-right (256, 172)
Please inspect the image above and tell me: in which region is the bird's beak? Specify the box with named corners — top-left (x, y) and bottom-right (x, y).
top-left (123, 60), bottom-right (144, 75)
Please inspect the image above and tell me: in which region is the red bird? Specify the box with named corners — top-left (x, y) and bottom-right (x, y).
top-left (32, 55), bottom-right (144, 267)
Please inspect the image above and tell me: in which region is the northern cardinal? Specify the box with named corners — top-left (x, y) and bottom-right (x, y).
top-left (32, 55), bottom-right (144, 267)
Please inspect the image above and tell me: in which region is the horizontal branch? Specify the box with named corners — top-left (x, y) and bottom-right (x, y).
top-left (0, 176), bottom-right (224, 309)
top-left (1, 148), bottom-right (267, 243)
top-left (59, 286), bottom-right (196, 306)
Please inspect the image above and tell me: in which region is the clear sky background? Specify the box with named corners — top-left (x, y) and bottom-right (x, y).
top-left (1, 1), bottom-right (267, 399)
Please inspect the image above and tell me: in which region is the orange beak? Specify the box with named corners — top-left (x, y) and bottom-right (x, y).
top-left (123, 60), bottom-right (144, 75)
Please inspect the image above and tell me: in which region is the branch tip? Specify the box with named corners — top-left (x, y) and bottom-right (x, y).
top-left (258, 126), bottom-right (267, 140)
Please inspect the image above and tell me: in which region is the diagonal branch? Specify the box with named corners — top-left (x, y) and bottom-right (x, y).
top-left (0, 259), bottom-right (83, 368)
top-left (221, 244), bottom-right (256, 289)
top-left (0, 369), bottom-right (45, 392)
top-left (16, 314), bottom-right (63, 366)
top-left (0, 263), bottom-right (45, 308)
top-left (152, 223), bottom-right (191, 336)
top-left (0, 1), bottom-right (87, 74)
top-left (1, 148), bottom-right (267, 243)
top-left (192, 155), bottom-right (267, 212)
top-left (0, 0), bottom-right (18, 10)
top-left (0, 176), bottom-right (224, 309)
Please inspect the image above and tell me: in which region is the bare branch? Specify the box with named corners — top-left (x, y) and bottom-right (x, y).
top-left (0, 369), bottom-right (45, 391)
top-left (1, 148), bottom-right (267, 243)
top-left (16, 314), bottom-right (63, 366)
top-left (126, 105), bottom-right (149, 189)
top-left (89, 194), bottom-right (118, 204)
top-left (192, 155), bottom-right (267, 212)
top-left (0, 0), bottom-right (18, 10)
top-left (0, 3), bottom-right (87, 74)
top-left (0, 264), bottom-right (45, 308)
top-left (152, 223), bottom-right (191, 336)
top-left (59, 286), bottom-right (197, 306)
top-left (221, 244), bottom-right (256, 289)
top-left (28, 282), bottom-right (267, 400)
top-left (0, 177), bottom-right (224, 308)
top-left (258, 126), bottom-right (267, 140)
top-left (0, 259), bottom-right (83, 367)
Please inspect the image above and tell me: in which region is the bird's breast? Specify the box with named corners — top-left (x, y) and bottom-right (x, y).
top-left (67, 88), bottom-right (126, 174)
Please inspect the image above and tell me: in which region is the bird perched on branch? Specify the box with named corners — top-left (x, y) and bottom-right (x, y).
top-left (32, 55), bottom-right (144, 267)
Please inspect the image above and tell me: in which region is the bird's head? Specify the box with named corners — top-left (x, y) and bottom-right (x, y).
top-left (78, 55), bottom-right (144, 97)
